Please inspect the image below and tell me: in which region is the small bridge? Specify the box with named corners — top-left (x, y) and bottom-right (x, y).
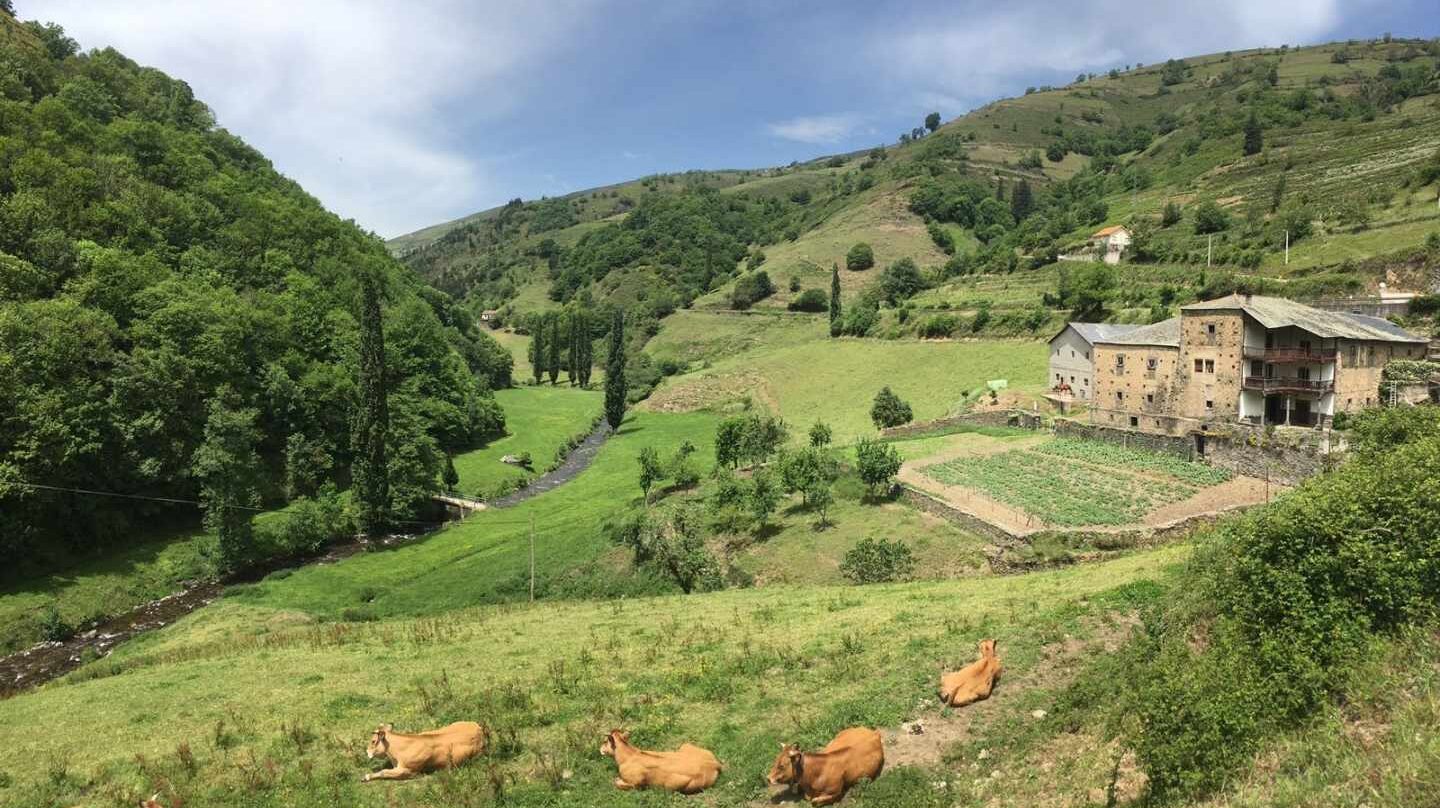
top-left (431, 493), bottom-right (487, 516)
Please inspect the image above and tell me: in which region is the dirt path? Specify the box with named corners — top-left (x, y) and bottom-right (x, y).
top-left (1143, 474), bottom-right (1277, 526)
top-left (486, 420), bottom-right (611, 508)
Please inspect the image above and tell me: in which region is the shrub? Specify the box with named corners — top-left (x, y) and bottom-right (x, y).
top-left (730, 271), bottom-right (775, 310)
top-left (870, 386), bottom-right (913, 428)
top-left (840, 538), bottom-right (915, 584)
top-left (1161, 201), bottom-right (1182, 227)
top-left (39, 606), bottom-right (74, 642)
top-left (788, 288), bottom-right (829, 312)
top-left (918, 313), bottom-right (958, 339)
top-left (1192, 200), bottom-right (1230, 234)
top-left (1091, 409), bottom-right (1440, 800)
top-left (879, 258), bottom-right (925, 304)
top-left (846, 242), bottom-right (875, 271)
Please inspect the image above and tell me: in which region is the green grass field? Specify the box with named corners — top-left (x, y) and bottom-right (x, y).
top-left (0, 526), bottom-right (214, 653)
top-left (645, 337), bottom-right (1047, 443)
top-left (644, 309), bottom-right (828, 367)
top-left (2, 546), bottom-right (1185, 807)
top-left (451, 386), bottom-right (602, 498)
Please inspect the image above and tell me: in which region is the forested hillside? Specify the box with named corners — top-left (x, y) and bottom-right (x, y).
top-left (394, 37), bottom-right (1440, 341)
top-left (0, 14), bottom-right (512, 575)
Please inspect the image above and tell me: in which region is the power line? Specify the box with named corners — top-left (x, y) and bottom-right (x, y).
top-left (3, 480), bottom-right (563, 529)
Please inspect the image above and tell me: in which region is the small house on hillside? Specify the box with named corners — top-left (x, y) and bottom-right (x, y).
top-left (1048, 322), bottom-right (1143, 399)
top-left (480, 310), bottom-right (499, 326)
top-left (1090, 225), bottom-right (1132, 265)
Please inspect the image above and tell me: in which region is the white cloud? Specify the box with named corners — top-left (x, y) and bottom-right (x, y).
top-left (766, 113), bottom-right (864, 144)
top-left (33, 0), bottom-right (600, 237)
top-left (873, 0), bottom-right (1344, 108)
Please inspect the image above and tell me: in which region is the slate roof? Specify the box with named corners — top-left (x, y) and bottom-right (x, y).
top-left (1092, 317), bottom-right (1182, 348)
top-left (1057, 322), bottom-right (1144, 345)
top-left (1182, 294), bottom-right (1427, 343)
top-left (1091, 225), bottom-right (1128, 238)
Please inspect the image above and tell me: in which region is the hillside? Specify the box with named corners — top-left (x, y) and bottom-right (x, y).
top-left (0, 13), bottom-right (513, 578)
top-left (390, 37), bottom-right (1440, 342)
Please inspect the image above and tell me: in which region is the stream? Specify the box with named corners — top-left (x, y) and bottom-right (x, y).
top-left (0, 420), bottom-right (616, 698)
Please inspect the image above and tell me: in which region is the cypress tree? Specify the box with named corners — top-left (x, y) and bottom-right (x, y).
top-left (1011, 179), bottom-right (1034, 221)
top-left (578, 311), bottom-right (593, 388)
top-left (442, 454), bottom-right (459, 493)
top-left (547, 313), bottom-right (563, 384)
top-left (567, 310), bottom-right (580, 385)
top-left (529, 314), bottom-right (545, 385)
top-left (1243, 111), bottom-right (1264, 156)
top-left (829, 263), bottom-right (843, 337)
top-left (353, 269), bottom-right (390, 537)
top-left (604, 309), bottom-right (627, 430)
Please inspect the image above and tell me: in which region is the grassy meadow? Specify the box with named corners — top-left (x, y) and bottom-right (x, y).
top-left (2, 547), bottom-right (1185, 807)
top-left (450, 386), bottom-right (602, 498)
top-left (645, 337), bottom-right (1048, 442)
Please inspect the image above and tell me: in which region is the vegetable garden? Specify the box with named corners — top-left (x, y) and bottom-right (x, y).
top-left (920, 438), bottom-right (1230, 527)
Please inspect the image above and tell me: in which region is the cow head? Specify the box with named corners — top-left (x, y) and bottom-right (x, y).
top-left (600, 729), bottom-right (629, 757)
top-left (367, 724), bottom-right (393, 760)
top-left (979, 638), bottom-right (998, 659)
top-left (767, 743), bottom-right (804, 786)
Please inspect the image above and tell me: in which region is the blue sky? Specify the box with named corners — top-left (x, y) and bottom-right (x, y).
top-left (26, 0), bottom-right (1440, 237)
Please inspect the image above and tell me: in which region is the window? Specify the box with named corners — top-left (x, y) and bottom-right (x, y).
top-left (1146, 393), bottom-right (1154, 404)
top-left (1082, 377), bottom-right (1088, 386)
top-left (1250, 360), bottom-right (1263, 376)
top-left (1085, 351), bottom-right (1091, 360)
top-left (1070, 376), bottom-right (1075, 384)
top-left (1116, 354), bottom-right (1125, 370)
top-left (1194, 358), bottom-right (1204, 372)
top-left (1070, 349), bottom-right (1075, 358)
top-left (1146, 357), bottom-right (1157, 371)
top-left (1205, 359), bottom-right (1214, 373)
top-left (1297, 367), bottom-right (1310, 381)
top-left (1129, 416), bottom-right (1139, 427)
top-left (1206, 323), bottom-right (1216, 336)
top-left (1116, 391), bottom-right (1124, 403)
top-left (1205, 400), bottom-right (1214, 411)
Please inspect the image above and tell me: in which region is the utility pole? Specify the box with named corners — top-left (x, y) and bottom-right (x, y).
top-left (1284, 229), bottom-right (1289, 265)
top-left (1207, 234), bottom-right (1213, 267)
top-left (529, 513), bottom-right (536, 603)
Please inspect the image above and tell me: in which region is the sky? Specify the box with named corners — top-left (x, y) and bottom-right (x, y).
top-left (23, 0), bottom-right (1440, 239)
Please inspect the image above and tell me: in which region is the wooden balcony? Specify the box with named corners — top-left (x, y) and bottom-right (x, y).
top-left (1242, 346), bottom-right (1337, 363)
top-left (1242, 376), bottom-right (1333, 394)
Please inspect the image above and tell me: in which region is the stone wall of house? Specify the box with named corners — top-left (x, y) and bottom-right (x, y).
top-left (1092, 343), bottom-right (1183, 431)
top-left (1174, 310), bottom-right (1245, 422)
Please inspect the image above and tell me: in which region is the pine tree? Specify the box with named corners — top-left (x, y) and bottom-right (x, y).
top-left (828, 263), bottom-right (843, 338)
top-left (353, 269), bottom-right (390, 537)
top-left (1010, 179), bottom-right (1034, 221)
top-left (547, 313), bottom-right (563, 384)
top-left (529, 314), bottom-right (545, 385)
top-left (1243, 111), bottom-right (1264, 156)
top-left (604, 309), bottom-right (627, 430)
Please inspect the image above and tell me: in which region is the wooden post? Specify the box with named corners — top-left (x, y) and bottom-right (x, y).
top-left (529, 513), bottom-right (536, 603)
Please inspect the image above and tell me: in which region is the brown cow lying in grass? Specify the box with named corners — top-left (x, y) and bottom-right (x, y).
top-left (767, 727), bottom-right (884, 805)
top-left (940, 638), bottom-right (1002, 707)
top-left (363, 721), bottom-right (487, 782)
top-left (599, 729), bottom-right (723, 793)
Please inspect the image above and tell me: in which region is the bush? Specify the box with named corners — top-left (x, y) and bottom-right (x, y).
top-left (840, 538), bottom-right (915, 584)
top-left (1192, 201), bottom-right (1230, 234)
top-left (870, 386), bottom-right (913, 428)
top-left (39, 606), bottom-right (74, 642)
top-left (918, 313), bottom-right (959, 339)
top-left (257, 491), bottom-right (351, 557)
top-left (1161, 201), bottom-right (1182, 227)
top-left (788, 288), bottom-right (829, 312)
top-left (1091, 409), bottom-right (1440, 800)
top-left (879, 258), bottom-right (926, 305)
top-left (846, 242), bottom-right (875, 271)
top-left (730, 271), bottom-right (775, 310)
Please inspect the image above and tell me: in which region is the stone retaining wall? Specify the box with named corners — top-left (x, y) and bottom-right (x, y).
top-left (880, 409), bottom-right (1042, 439)
top-left (1054, 419), bottom-right (1195, 460)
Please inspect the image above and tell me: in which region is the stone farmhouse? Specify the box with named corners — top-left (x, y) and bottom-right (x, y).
top-left (1086, 294), bottom-right (1429, 439)
top-left (1047, 322), bottom-right (1143, 399)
